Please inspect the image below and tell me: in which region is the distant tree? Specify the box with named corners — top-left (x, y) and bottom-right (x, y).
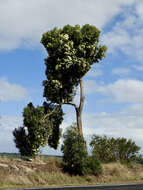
top-left (13, 102), bottom-right (63, 157)
top-left (115, 137), bottom-right (140, 162)
top-left (90, 135), bottom-right (140, 163)
top-left (41, 24), bottom-right (107, 136)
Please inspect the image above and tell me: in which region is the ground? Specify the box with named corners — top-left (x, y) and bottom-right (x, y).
top-left (0, 155), bottom-right (143, 189)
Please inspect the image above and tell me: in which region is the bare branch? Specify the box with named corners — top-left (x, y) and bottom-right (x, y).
top-left (41, 104), bottom-right (61, 121)
top-left (63, 101), bottom-right (78, 109)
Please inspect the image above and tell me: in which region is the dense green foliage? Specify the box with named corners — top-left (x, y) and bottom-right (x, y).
top-left (42, 102), bottom-right (64, 149)
top-left (41, 24), bottom-right (106, 105)
top-left (90, 135), bottom-right (140, 163)
top-left (61, 124), bottom-right (88, 175)
top-left (86, 155), bottom-right (102, 176)
top-left (13, 102), bottom-right (63, 156)
top-left (13, 126), bottom-right (32, 156)
top-left (61, 124), bottom-right (102, 176)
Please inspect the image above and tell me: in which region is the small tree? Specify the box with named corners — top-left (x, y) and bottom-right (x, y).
top-left (90, 135), bottom-right (116, 162)
top-left (115, 137), bottom-right (140, 162)
top-left (61, 124), bottom-right (89, 175)
top-left (13, 102), bottom-right (64, 157)
top-left (61, 124), bottom-right (102, 176)
top-left (41, 24), bottom-right (107, 136)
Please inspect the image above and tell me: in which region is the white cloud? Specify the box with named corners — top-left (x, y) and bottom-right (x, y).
top-left (84, 80), bottom-right (98, 95)
top-left (102, 0), bottom-right (143, 61)
top-left (97, 79), bottom-right (143, 103)
top-left (124, 103), bottom-right (143, 114)
top-left (102, 28), bottom-right (131, 52)
top-left (0, 0), bottom-right (136, 51)
top-left (0, 78), bottom-right (28, 102)
top-left (135, 1), bottom-right (143, 19)
top-left (82, 112), bottom-right (143, 151)
top-left (112, 67), bottom-right (131, 75)
top-left (78, 78), bottom-right (143, 104)
top-left (60, 109), bottom-right (143, 152)
top-left (0, 115), bottom-right (22, 153)
top-left (133, 65), bottom-right (143, 71)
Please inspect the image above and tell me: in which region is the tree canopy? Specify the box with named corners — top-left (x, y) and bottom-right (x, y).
top-left (41, 24), bottom-right (106, 104)
top-left (41, 24), bottom-right (107, 135)
top-left (13, 102), bottom-right (64, 156)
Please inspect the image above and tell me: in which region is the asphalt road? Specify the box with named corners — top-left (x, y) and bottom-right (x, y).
top-left (7, 183), bottom-right (143, 190)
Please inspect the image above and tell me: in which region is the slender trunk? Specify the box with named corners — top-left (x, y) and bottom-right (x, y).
top-left (76, 78), bottom-right (84, 136)
top-left (59, 78), bottom-right (84, 136)
top-left (76, 108), bottom-right (83, 136)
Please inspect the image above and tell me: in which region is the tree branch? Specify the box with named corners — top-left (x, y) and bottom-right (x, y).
top-left (41, 100), bottom-right (78, 122)
top-left (62, 101), bottom-right (78, 110)
top-left (41, 104), bottom-right (61, 121)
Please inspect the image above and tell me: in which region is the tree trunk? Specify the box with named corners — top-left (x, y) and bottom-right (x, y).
top-left (76, 78), bottom-right (84, 136)
top-left (62, 78), bottom-right (84, 136)
top-left (76, 108), bottom-right (83, 136)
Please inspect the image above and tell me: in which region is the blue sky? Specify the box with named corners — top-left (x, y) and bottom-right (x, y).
top-left (0, 0), bottom-right (143, 155)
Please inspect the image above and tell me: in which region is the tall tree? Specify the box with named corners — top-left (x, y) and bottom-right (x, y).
top-left (41, 24), bottom-right (107, 136)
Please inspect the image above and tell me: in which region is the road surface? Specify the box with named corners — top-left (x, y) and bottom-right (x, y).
top-left (7, 183), bottom-right (143, 190)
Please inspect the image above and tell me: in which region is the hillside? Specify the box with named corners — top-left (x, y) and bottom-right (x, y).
top-left (0, 156), bottom-right (143, 189)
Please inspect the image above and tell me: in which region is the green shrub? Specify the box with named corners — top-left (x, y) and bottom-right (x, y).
top-left (86, 155), bottom-right (102, 176)
top-left (61, 124), bottom-right (88, 175)
top-left (90, 135), bottom-right (140, 163)
top-left (90, 135), bottom-right (117, 163)
top-left (13, 126), bottom-right (32, 156)
top-left (115, 137), bottom-right (140, 162)
top-left (61, 124), bottom-right (102, 176)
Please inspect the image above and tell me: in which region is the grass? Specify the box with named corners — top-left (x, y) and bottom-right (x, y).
top-left (0, 155), bottom-right (143, 189)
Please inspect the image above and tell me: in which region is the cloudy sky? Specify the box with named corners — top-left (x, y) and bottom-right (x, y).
top-left (0, 0), bottom-right (143, 155)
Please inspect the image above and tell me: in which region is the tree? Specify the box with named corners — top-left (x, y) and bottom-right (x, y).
top-left (13, 102), bottom-right (64, 157)
top-left (61, 124), bottom-right (102, 176)
top-left (90, 135), bottom-right (140, 163)
top-left (61, 124), bottom-right (88, 175)
top-left (41, 24), bottom-right (107, 136)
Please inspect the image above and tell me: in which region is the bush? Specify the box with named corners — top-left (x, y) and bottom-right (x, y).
top-left (86, 155), bottom-right (102, 176)
top-left (61, 124), bottom-right (88, 175)
top-left (136, 154), bottom-right (143, 165)
top-left (90, 135), bottom-right (140, 163)
top-left (13, 126), bottom-right (32, 156)
top-left (115, 137), bottom-right (140, 162)
top-left (61, 124), bottom-right (102, 176)
top-left (90, 135), bottom-right (117, 163)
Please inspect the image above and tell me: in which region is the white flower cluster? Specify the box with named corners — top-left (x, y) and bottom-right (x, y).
top-left (52, 79), bottom-right (62, 88)
top-left (63, 34), bottom-right (69, 40)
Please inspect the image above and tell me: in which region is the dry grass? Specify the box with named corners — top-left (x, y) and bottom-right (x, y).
top-left (101, 162), bottom-right (143, 184)
top-left (0, 156), bottom-right (143, 189)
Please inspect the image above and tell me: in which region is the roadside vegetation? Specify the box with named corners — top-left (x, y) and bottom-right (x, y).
top-left (0, 123), bottom-right (142, 189)
top-left (0, 154), bottom-right (143, 189)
